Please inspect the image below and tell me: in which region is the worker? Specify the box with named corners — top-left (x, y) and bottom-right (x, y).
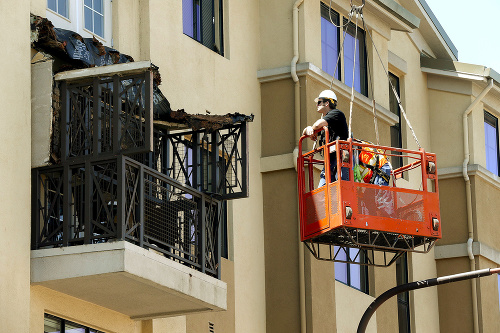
top-left (302, 89), bottom-right (348, 187)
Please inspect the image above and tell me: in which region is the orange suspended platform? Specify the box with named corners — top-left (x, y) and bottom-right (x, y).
top-left (298, 131), bottom-right (441, 267)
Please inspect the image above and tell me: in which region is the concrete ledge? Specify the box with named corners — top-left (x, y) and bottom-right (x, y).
top-left (31, 241), bottom-right (227, 319)
top-left (54, 60), bottom-right (153, 81)
top-left (435, 241), bottom-right (500, 266)
top-left (257, 62), bottom-right (399, 126)
top-left (260, 153), bottom-right (295, 173)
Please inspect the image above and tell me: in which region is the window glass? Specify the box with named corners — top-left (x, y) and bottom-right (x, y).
top-left (84, 0), bottom-right (105, 37)
top-left (44, 314), bottom-right (105, 333)
top-left (396, 253), bottom-right (411, 333)
top-left (334, 246), bottom-right (348, 283)
top-left (320, 4), bottom-right (367, 96)
top-left (44, 314), bottom-right (62, 333)
top-left (320, 6), bottom-right (339, 79)
top-left (334, 246), bottom-right (368, 293)
top-left (498, 274), bottom-right (500, 309)
top-left (182, 0), bottom-right (224, 55)
top-left (47, 0), bottom-right (68, 18)
top-left (484, 111), bottom-right (499, 175)
top-left (389, 73), bottom-right (403, 168)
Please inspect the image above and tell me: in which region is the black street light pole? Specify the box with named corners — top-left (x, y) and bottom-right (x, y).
top-left (357, 267), bottom-right (500, 333)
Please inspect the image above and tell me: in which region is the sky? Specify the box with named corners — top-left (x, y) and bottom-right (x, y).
top-left (423, 0), bottom-right (500, 71)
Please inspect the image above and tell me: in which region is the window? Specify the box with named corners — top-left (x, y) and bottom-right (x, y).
top-left (334, 246), bottom-right (368, 293)
top-left (48, 0), bottom-right (69, 18)
top-left (46, 0), bottom-right (112, 46)
top-left (84, 0), bottom-right (104, 38)
top-left (484, 111), bottom-right (499, 175)
top-left (389, 72), bottom-right (403, 168)
top-left (396, 254), bottom-right (411, 333)
top-left (183, 0), bottom-right (224, 55)
top-left (320, 3), bottom-right (368, 96)
top-left (44, 313), bottom-right (105, 333)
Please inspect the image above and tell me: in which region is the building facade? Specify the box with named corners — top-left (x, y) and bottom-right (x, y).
top-left (1, 0), bottom-right (500, 332)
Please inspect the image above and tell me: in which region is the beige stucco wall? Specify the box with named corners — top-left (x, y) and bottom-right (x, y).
top-left (126, 1), bottom-right (266, 331)
top-left (335, 281), bottom-right (377, 333)
top-left (436, 257), bottom-right (474, 332)
top-left (0, 0), bottom-right (32, 331)
top-left (476, 256), bottom-right (500, 333)
top-left (30, 286), bottom-right (141, 333)
top-left (186, 259), bottom-right (236, 333)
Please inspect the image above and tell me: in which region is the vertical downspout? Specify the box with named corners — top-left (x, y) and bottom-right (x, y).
top-left (291, 1), bottom-right (305, 333)
top-left (462, 78), bottom-right (493, 333)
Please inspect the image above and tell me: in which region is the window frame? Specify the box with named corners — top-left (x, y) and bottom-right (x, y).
top-left (484, 110), bottom-right (500, 176)
top-left (46, 0), bottom-right (112, 47)
top-left (396, 253), bottom-right (411, 333)
top-left (389, 72), bottom-right (404, 169)
top-left (334, 246), bottom-right (369, 293)
top-left (44, 313), bottom-right (106, 333)
top-left (182, 0), bottom-right (224, 56)
top-left (320, 2), bottom-right (368, 96)
top-left (83, 0), bottom-right (105, 38)
top-left (47, 0), bottom-right (69, 19)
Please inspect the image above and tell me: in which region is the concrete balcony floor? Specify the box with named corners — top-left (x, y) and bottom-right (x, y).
top-left (31, 241), bottom-right (227, 319)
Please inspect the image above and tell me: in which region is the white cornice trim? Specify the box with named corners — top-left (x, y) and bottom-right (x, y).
top-left (438, 164), bottom-right (500, 190)
top-left (435, 242), bottom-right (500, 266)
top-left (257, 62), bottom-right (399, 126)
top-left (421, 67), bottom-right (487, 82)
top-left (260, 153), bottom-right (295, 173)
top-left (54, 60), bottom-right (153, 81)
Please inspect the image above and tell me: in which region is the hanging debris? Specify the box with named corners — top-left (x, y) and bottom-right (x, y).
top-left (30, 14), bottom-right (254, 132)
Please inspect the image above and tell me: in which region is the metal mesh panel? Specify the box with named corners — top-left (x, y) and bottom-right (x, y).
top-left (329, 184), bottom-right (338, 215)
top-left (356, 186), bottom-right (424, 222)
top-left (143, 175), bottom-right (199, 267)
top-left (305, 192), bottom-right (326, 225)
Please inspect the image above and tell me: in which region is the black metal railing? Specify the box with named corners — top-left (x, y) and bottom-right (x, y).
top-left (32, 155), bottom-right (221, 278)
top-left (59, 71), bottom-right (153, 162)
top-left (131, 123), bottom-right (249, 200)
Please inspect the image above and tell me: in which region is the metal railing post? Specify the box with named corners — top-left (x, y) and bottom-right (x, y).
top-left (139, 164), bottom-right (145, 247)
top-left (84, 160), bottom-right (92, 244)
top-left (116, 155), bottom-right (126, 240)
top-left (199, 195), bottom-right (206, 274)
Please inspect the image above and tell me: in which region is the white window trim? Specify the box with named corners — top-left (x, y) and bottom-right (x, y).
top-left (46, 0), bottom-right (112, 47)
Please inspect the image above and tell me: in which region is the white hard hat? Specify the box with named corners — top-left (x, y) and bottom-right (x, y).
top-left (314, 90), bottom-right (337, 103)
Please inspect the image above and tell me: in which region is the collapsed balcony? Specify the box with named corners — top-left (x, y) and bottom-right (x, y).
top-left (31, 60), bottom-right (251, 318)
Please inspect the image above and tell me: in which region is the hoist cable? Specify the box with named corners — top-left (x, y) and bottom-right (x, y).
top-left (361, 13), bottom-right (422, 149)
top-left (362, 17), bottom-right (380, 145)
top-left (348, 13), bottom-right (360, 139)
top-left (328, 5), bottom-right (354, 89)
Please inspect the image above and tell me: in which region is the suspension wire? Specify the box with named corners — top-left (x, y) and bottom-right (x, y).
top-left (361, 13), bottom-right (422, 149)
top-left (329, 5), bottom-right (355, 89)
top-left (362, 17), bottom-right (380, 145)
top-left (348, 12), bottom-right (360, 139)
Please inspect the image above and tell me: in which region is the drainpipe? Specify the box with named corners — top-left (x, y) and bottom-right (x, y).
top-left (291, 1), bottom-right (305, 333)
top-left (462, 78), bottom-right (493, 333)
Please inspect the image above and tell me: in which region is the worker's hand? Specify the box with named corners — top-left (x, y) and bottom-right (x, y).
top-left (303, 126), bottom-right (317, 140)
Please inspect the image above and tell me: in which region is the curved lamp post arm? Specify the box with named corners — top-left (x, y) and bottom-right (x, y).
top-left (357, 268), bottom-right (500, 333)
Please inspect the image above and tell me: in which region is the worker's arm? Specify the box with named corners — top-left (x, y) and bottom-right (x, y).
top-left (302, 118), bottom-right (328, 140)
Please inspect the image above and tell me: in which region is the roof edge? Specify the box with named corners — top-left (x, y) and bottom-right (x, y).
top-left (417, 0), bottom-right (458, 59)
top-left (421, 57), bottom-right (500, 85)
top-left (373, 0), bottom-right (420, 29)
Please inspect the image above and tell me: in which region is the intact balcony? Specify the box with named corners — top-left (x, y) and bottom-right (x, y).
top-left (30, 62), bottom-right (252, 319)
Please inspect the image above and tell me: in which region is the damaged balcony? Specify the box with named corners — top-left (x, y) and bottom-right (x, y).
top-left (31, 61), bottom-right (251, 319)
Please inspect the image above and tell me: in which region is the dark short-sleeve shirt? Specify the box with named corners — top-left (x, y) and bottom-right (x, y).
top-left (319, 109), bottom-right (348, 145)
